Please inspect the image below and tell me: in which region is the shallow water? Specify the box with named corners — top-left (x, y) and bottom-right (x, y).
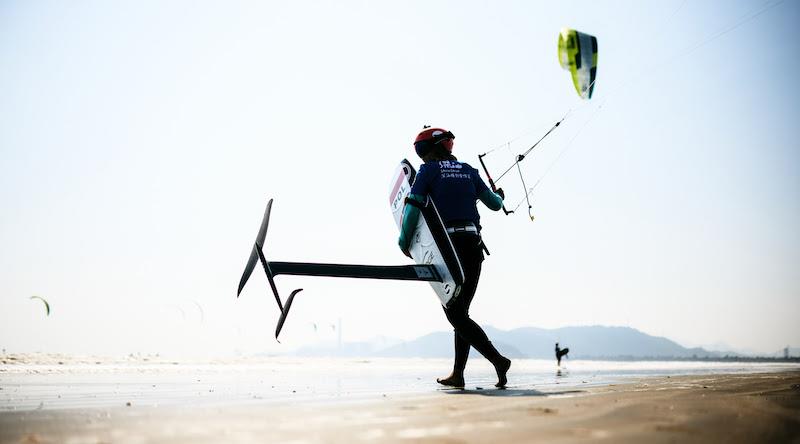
top-left (1, 358), bottom-right (798, 411)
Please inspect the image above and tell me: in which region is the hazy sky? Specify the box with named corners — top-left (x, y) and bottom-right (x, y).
top-left (1, 0), bottom-right (798, 357)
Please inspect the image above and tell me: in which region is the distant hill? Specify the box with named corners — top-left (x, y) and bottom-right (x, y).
top-left (376, 325), bottom-right (721, 359)
top-left (292, 325), bottom-right (726, 359)
top-left (371, 327), bottom-right (526, 359)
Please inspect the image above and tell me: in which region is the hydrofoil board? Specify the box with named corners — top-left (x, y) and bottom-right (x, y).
top-left (389, 159), bottom-right (464, 307)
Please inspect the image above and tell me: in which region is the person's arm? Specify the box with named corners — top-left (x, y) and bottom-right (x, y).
top-left (398, 194), bottom-right (425, 256)
top-left (479, 188), bottom-right (504, 211)
top-left (470, 164), bottom-right (504, 211)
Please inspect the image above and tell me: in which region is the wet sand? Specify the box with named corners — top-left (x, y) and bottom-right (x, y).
top-left (1, 370), bottom-right (798, 443)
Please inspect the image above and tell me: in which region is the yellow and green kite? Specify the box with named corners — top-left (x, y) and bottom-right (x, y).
top-left (558, 28), bottom-right (598, 99)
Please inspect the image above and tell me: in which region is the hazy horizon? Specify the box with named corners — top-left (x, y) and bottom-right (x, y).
top-left (0, 321), bottom-right (793, 359)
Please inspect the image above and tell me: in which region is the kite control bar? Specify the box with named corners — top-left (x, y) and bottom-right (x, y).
top-left (237, 199), bottom-right (443, 340)
top-left (478, 114), bottom-right (569, 220)
top-left (477, 153), bottom-right (514, 215)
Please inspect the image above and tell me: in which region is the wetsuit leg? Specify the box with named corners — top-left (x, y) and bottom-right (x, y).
top-left (445, 287), bottom-right (476, 373)
top-left (453, 330), bottom-right (470, 373)
top-left (443, 234), bottom-right (505, 365)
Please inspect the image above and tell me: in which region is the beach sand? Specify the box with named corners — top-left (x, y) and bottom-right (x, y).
top-left (1, 370), bottom-right (798, 443)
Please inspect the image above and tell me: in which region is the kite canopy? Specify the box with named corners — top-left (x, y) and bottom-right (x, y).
top-left (29, 296), bottom-right (50, 316)
top-left (558, 28), bottom-right (598, 99)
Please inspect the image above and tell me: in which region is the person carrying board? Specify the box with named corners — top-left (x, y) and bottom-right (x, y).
top-left (398, 126), bottom-right (511, 388)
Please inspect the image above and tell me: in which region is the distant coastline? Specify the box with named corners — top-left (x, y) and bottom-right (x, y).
top-left (290, 325), bottom-right (799, 361)
top-left (3, 325), bottom-right (796, 363)
top-left (559, 356), bottom-right (800, 363)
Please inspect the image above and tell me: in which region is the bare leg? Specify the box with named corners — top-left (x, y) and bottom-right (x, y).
top-left (494, 355), bottom-right (511, 388)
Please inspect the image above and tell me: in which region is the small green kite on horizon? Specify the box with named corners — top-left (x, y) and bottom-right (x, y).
top-left (29, 295), bottom-right (50, 316)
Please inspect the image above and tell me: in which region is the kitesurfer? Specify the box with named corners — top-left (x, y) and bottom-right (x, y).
top-left (398, 126), bottom-right (511, 388)
top-left (555, 342), bottom-right (569, 366)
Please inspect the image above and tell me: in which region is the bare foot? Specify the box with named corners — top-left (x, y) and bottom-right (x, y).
top-left (437, 374), bottom-right (465, 388)
top-left (494, 357), bottom-right (510, 388)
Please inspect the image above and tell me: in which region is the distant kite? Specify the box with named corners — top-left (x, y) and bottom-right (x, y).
top-left (29, 296), bottom-right (50, 316)
top-left (172, 305), bottom-right (187, 321)
top-left (191, 300), bottom-right (205, 322)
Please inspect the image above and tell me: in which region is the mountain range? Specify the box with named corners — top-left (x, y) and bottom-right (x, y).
top-left (291, 325), bottom-right (741, 359)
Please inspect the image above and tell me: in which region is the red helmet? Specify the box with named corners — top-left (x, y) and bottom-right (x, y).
top-left (414, 126), bottom-right (454, 158)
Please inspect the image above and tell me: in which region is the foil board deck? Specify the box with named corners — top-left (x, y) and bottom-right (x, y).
top-left (389, 159), bottom-right (464, 307)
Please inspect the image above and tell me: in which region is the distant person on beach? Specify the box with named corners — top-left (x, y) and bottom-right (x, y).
top-left (555, 342), bottom-right (569, 366)
top-left (398, 126), bottom-right (510, 389)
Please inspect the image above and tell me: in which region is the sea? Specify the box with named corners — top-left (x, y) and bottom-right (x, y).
top-left (1, 357), bottom-right (798, 411)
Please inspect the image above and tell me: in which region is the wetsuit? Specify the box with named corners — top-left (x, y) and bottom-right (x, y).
top-left (398, 159), bottom-right (506, 374)
top-left (555, 343), bottom-right (569, 366)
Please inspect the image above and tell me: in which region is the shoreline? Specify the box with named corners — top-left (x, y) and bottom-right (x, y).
top-left (3, 356), bottom-right (799, 413)
top-left (3, 352), bottom-right (800, 365)
top-left (1, 370), bottom-right (798, 443)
